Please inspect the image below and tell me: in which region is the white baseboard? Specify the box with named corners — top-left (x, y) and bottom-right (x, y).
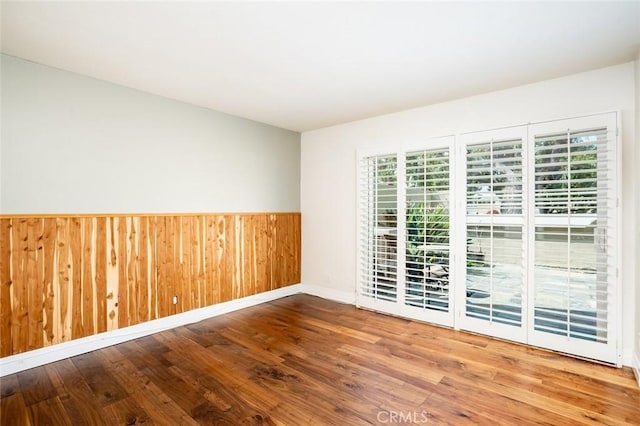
top-left (0, 284), bottom-right (302, 377)
top-left (632, 351), bottom-right (640, 388)
top-left (300, 283), bottom-right (356, 305)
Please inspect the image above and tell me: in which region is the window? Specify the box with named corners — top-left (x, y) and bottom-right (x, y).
top-left (357, 113), bottom-right (619, 364)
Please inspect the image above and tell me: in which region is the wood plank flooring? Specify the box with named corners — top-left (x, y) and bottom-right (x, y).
top-left (1, 294), bottom-right (639, 425)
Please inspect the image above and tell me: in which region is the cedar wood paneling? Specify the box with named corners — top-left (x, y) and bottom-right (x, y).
top-left (0, 213), bottom-right (301, 357)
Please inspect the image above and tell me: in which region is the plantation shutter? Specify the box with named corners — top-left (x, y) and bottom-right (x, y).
top-left (460, 126), bottom-right (527, 343)
top-left (529, 114), bottom-right (618, 363)
top-left (355, 113), bottom-right (619, 364)
top-left (358, 154), bottom-right (398, 304)
top-left (405, 148), bottom-right (451, 313)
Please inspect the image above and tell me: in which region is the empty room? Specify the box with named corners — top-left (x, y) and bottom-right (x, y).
top-left (1, 1), bottom-right (639, 424)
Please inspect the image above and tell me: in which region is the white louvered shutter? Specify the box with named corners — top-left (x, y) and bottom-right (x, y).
top-left (460, 126), bottom-right (528, 343)
top-left (405, 148), bottom-right (451, 313)
top-left (529, 114), bottom-right (618, 364)
top-left (358, 154), bottom-right (398, 304)
top-left (355, 114), bottom-right (619, 365)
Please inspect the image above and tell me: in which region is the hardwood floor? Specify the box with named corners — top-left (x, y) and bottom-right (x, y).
top-left (1, 294), bottom-right (639, 425)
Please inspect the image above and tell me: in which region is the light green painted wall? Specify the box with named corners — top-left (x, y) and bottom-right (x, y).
top-left (1, 54), bottom-right (300, 214)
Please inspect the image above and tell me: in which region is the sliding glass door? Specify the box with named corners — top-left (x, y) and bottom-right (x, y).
top-left (358, 138), bottom-right (454, 326)
top-left (357, 113), bottom-right (619, 364)
top-left (458, 114), bottom-right (619, 363)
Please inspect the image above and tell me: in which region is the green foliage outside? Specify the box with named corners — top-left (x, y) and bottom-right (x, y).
top-left (534, 136), bottom-right (598, 214)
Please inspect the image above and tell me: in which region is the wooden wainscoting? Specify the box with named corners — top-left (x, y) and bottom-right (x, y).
top-left (0, 213), bottom-right (300, 357)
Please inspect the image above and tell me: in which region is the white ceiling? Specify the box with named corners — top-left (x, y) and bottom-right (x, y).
top-left (2, 1), bottom-right (639, 132)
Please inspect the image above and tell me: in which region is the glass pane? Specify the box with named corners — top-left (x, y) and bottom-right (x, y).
top-left (406, 149), bottom-right (450, 311)
top-left (359, 155), bottom-right (398, 302)
top-left (467, 139), bottom-right (523, 216)
top-left (466, 138), bottom-right (524, 328)
top-left (533, 227), bottom-right (605, 341)
top-left (466, 225), bottom-right (523, 326)
top-left (533, 128), bottom-right (608, 343)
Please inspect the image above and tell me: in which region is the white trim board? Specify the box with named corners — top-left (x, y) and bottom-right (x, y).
top-left (633, 351), bottom-right (640, 388)
top-left (300, 283), bottom-right (356, 305)
top-left (0, 284), bottom-right (302, 377)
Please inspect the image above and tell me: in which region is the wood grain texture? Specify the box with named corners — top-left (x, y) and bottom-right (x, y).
top-left (95, 217), bottom-right (107, 334)
top-left (56, 219), bottom-right (70, 344)
top-left (0, 213), bottom-right (300, 357)
top-left (12, 219), bottom-right (28, 354)
top-left (69, 218), bottom-right (82, 340)
top-left (1, 295), bottom-right (638, 425)
top-left (0, 220), bottom-right (12, 357)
